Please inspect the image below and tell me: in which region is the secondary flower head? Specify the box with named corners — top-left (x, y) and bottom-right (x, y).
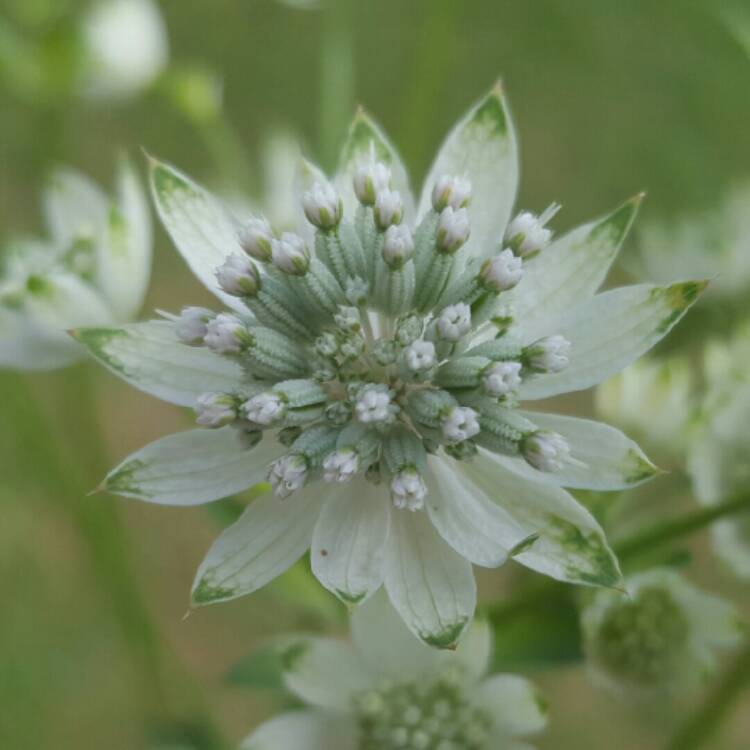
top-left (78, 84), bottom-right (703, 648)
top-left (0, 161), bottom-right (151, 370)
top-left (241, 593), bottom-right (548, 750)
top-left (581, 569), bottom-right (741, 695)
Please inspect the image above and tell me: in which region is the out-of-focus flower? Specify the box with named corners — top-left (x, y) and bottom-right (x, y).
top-left (0, 161), bottom-right (151, 370)
top-left (688, 324), bottom-right (750, 578)
top-left (241, 592), bottom-right (548, 750)
top-left (82, 0), bottom-right (169, 100)
top-left (75, 84), bottom-right (702, 648)
top-left (595, 357), bottom-right (693, 452)
top-left (631, 183), bottom-right (750, 300)
top-left (581, 568), bottom-right (741, 695)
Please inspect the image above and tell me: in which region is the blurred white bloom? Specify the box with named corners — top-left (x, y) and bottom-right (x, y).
top-left (82, 0), bottom-right (168, 99)
top-left (195, 392), bottom-right (238, 428)
top-left (241, 593), bottom-right (548, 750)
top-left (0, 161), bottom-right (151, 370)
top-left (581, 568), bottom-right (741, 695)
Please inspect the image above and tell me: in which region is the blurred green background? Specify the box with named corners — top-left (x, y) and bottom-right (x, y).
top-left (2, 0), bottom-right (750, 748)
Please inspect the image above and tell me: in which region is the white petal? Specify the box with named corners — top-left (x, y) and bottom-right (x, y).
top-left (475, 674), bottom-right (547, 739)
top-left (425, 454), bottom-right (526, 567)
top-left (0, 307), bottom-right (82, 370)
top-left (519, 281), bottom-right (707, 400)
top-left (507, 196), bottom-right (641, 342)
top-left (453, 616), bottom-right (492, 681)
top-left (418, 83), bottom-right (518, 262)
top-left (280, 636), bottom-right (371, 711)
top-left (335, 109), bottom-right (414, 223)
top-left (71, 319), bottom-right (245, 406)
top-left (350, 588), bottom-right (443, 679)
top-left (96, 158), bottom-right (153, 321)
top-left (384, 508), bottom-right (476, 648)
top-left (310, 480), bottom-right (390, 605)
top-left (461, 450), bottom-right (622, 588)
top-left (149, 158), bottom-right (247, 312)
top-left (102, 428), bottom-right (281, 506)
top-left (192, 485), bottom-right (323, 605)
top-left (293, 157), bottom-right (328, 244)
top-left (516, 411), bottom-right (659, 490)
top-left (240, 710), bottom-right (357, 750)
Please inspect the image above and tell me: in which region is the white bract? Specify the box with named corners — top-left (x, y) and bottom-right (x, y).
top-left (241, 593), bottom-right (547, 750)
top-left (77, 84), bottom-right (704, 648)
top-left (581, 568), bottom-right (741, 695)
top-left (82, 0), bottom-right (168, 100)
top-left (0, 162), bottom-right (151, 370)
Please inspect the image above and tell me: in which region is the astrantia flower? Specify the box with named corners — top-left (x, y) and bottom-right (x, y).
top-left (0, 161), bottom-right (151, 370)
top-left (76, 83), bottom-right (703, 647)
top-left (581, 568), bottom-right (741, 695)
top-left (241, 592), bottom-right (547, 750)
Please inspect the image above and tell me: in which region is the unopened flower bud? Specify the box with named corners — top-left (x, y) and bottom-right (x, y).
top-left (268, 454), bottom-right (308, 498)
top-left (480, 249), bottom-right (523, 292)
top-left (437, 206), bottom-right (470, 253)
top-left (238, 216), bottom-right (274, 262)
top-left (522, 430), bottom-right (570, 472)
top-left (395, 314), bottom-right (423, 346)
top-left (525, 335), bottom-right (571, 373)
top-left (390, 468), bottom-right (427, 511)
top-left (382, 224), bottom-right (414, 269)
top-left (314, 331), bottom-right (339, 357)
top-left (355, 384), bottom-right (398, 425)
top-left (353, 161), bottom-right (391, 206)
top-left (323, 448), bottom-right (360, 483)
top-left (339, 334), bottom-right (365, 361)
top-left (505, 203), bottom-right (560, 257)
top-left (374, 189), bottom-right (403, 230)
top-left (242, 392), bottom-right (286, 426)
top-left (195, 392), bottom-right (238, 428)
top-left (482, 361), bottom-right (522, 397)
top-left (436, 303), bottom-right (471, 342)
top-left (301, 181), bottom-right (342, 229)
top-left (403, 340), bottom-right (437, 373)
top-left (215, 253), bottom-right (260, 297)
top-left (345, 276), bottom-right (370, 306)
top-left (441, 406), bottom-right (480, 443)
top-left (325, 400), bottom-right (352, 425)
top-left (334, 305), bottom-right (361, 333)
top-left (204, 313), bottom-right (251, 354)
top-left (175, 306), bottom-right (214, 344)
top-left (432, 174), bottom-right (472, 211)
top-left (271, 232), bottom-right (309, 275)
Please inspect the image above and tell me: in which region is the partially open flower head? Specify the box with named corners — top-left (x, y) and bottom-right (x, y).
top-left (241, 592), bottom-right (548, 750)
top-left (76, 84), bottom-right (704, 647)
top-left (581, 569), bottom-right (742, 695)
top-left (0, 161), bottom-right (151, 370)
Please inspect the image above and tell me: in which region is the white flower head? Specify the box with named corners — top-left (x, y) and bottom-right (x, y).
top-left (323, 448), bottom-right (360, 482)
top-left (238, 216), bottom-right (274, 262)
top-left (432, 174), bottom-right (472, 211)
top-left (215, 253), bottom-right (260, 297)
top-left (302, 181), bottom-right (342, 229)
top-left (203, 313), bottom-right (251, 354)
top-left (437, 206), bottom-right (471, 253)
top-left (268, 454), bottom-right (308, 498)
top-left (374, 189), bottom-right (403, 230)
top-left (522, 430), bottom-right (570, 473)
top-left (355, 384), bottom-right (398, 425)
top-left (195, 392), bottom-right (238, 428)
top-left (353, 160), bottom-right (391, 206)
top-left (390, 467), bottom-right (428, 511)
top-left (506, 203), bottom-right (561, 257)
top-left (482, 361), bottom-right (522, 397)
top-left (243, 392), bottom-right (287, 426)
top-left (442, 406), bottom-right (480, 443)
top-left (271, 232), bottom-right (310, 275)
top-left (382, 224), bottom-right (414, 269)
top-left (82, 0), bottom-right (168, 100)
top-left (480, 248), bottom-right (523, 292)
top-left (403, 340), bottom-right (437, 373)
top-left (526, 334), bottom-right (571, 373)
top-left (436, 303), bottom-right (472, 342)
top-left (175, 306), bottom-right (214, 345)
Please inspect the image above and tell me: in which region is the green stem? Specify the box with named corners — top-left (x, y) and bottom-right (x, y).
top-left (666, 641), bottom-right (750, 750)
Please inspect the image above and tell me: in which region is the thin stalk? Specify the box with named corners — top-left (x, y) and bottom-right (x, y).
top-left (666, 641), bottom-right (750, 750)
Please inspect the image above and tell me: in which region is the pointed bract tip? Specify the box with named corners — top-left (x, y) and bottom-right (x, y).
top-left (631, 191), bottom-right (647, 206)
top-left (491, 78), bottom-right (504, 96)
top-left (181, 609), bottom-right (192, 622)
top-left (141, 146), bottom-right (158, 166)
top-left (87, 482), bottom-right (105, 497)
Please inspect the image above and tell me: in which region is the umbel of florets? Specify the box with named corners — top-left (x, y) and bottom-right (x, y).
top-left (81, 83), bottom-right (704, 649)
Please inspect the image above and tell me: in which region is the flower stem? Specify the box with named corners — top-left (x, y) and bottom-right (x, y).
top-left (665, 640), bottom-right (750, 750)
